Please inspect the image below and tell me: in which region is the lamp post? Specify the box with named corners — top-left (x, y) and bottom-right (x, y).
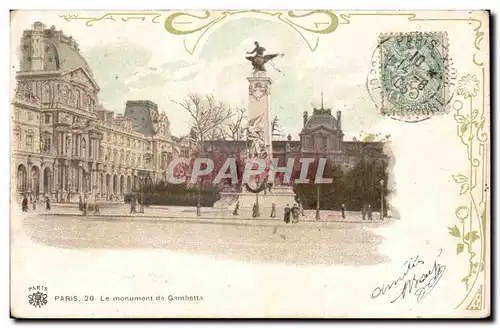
top-left (315, 150), bottom-right (321, 220)
top-left (139, 176), bottom-right (144, 213)
top-left (85, 175), bottom-right (89, 203)
top-left (380, 179), bottom-right (384, 220)
top-left (255, 175), bottom-right (260, 218)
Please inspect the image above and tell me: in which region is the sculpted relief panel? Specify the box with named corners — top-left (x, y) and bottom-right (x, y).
top-left (58, 112), bottom-right (73, 125)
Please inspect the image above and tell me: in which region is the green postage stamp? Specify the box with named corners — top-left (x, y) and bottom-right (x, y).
top-left (378, 32), bottom-right (450, 122)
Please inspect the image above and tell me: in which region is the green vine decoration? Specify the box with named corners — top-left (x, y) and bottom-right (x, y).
top-left (450, 70), bottom-right (488, 309)
top-left (163, 10), bottom-right (339, 54)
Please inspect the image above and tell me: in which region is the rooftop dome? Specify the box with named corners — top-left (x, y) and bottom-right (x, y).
top-left (56, 42), bottom-right (93, 76)
top-left (304, 113), bottom-right (337, 129)
top-left (20, 22), bottom-right (94, 77)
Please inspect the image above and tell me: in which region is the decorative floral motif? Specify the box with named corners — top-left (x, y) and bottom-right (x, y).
top-left (452, 70), bottom-right (488, 309)
top-left (456, 74), bottom-right (480, 99)
top-left (28, 291), bottom-right (48, 308)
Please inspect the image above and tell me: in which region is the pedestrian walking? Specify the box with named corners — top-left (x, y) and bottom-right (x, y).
top-left (45, 196), bottom-right (51, 211)
top-left (22, 195), bottom-right (28, 212)
top-left (78, 195), bottom-right (84, 211)
top-left (32, 196), bottom-right (36, 210)
top-left (367, 205), bottom-right (373, 220)
top-left (299, 201), bottom-right (305, 216)
top-left (362, 204), bottom-right (367, 220)
top-left (341, 204), bottom-right (346, 219)
top-left (83, 198), bottom-right (88, 216)
top-left (270, 202), bottom-right (276, 218)
top-left (130, 198), bottom-right (136, 214)
top-left (252, 202), bottom-right (258, 218)
top-left (284, 204), bottom-right (291, 224)
top-left (291, 204), bottom-right (299, 224)
top-left (233, 201), bottom-right (240, 216)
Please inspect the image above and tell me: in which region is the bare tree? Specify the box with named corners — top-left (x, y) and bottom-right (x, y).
top-left (224, 105), bottom-right (246, 141)
top-left (271, 115), bottom-right (282, 138)
top-left (173, 93), bottom-right (234, 215)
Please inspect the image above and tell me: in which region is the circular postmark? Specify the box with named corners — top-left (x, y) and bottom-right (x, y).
top-left (367, 32), bottom-right (451, 122)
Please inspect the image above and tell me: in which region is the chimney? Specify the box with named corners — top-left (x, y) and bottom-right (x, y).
top-left (29, 22), bottom-right (46, 71)
top-left (336, 110), bottom-right (342, 130)
top-left (106, 110), bottom-right (114, 123)
top-left (303, 111), bottom-right (308, 127)
top-left (97, 109), bottom-right (106, 121)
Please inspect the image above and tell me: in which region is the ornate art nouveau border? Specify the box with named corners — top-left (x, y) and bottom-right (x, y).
top-left (61, 10), bottom-right (489, 311)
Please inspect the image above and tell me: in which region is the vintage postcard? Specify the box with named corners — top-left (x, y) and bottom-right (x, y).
top-left (10, 10), bottom-right (490, 318)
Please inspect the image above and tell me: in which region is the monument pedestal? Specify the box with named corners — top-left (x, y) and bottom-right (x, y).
top-left (214, 185), bottom-right (296, 210)
top-left (212, 70), bottom-right (296, 213)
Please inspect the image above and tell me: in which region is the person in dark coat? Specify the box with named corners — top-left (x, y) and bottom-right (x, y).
top-left (341, 204), bottom-right (346, 219)
top-left (252, 203), bottom-right (259, 218)
top-left (32, 196), bottom-right (36, 210)
top-left (367, 205), bottom-right (373, 220)
top-left (284, 204), bottom-right (291, 224)
top-left (291, 204), bottom-right (299, 224)
top-left (233, 201), bottom-right (240, 216)
top-left (83, 199), bottom-right (88, 216)
top-left (78, 195), bottom-right (84, 211)
top-left (22, 195), bottom-right (28, 212)
top-left (130, 198), bottom-right (136, 214)
top-left (362, 204), bottom-right (367, 220)
top-left (45, 196), bottom-right (51, 211)
top-left (270, 202), bottom-right (276, 218)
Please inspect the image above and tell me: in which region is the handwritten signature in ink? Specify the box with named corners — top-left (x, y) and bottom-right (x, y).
top-left (371, 250), bottom-right (446, 303)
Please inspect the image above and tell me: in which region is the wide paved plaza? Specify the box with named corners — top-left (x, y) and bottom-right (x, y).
top-left (19, 203), bottom-right (393, 266)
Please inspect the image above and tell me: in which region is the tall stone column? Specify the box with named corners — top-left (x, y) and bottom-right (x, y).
top-left (27, 162), bottom-right (32, 192)
top-left (39, 163), bottom-right (44, 195)
top-left (61, 132), bottom-right (65, 155)
top-left (117, 175), bottom-right (121, 196)
top-left (68, 165), bottom-right (73, 192)
top-left (76, 135), bottom-right (80, 157)
top-left (62, 163), bottom-right (67, 192)
top-left (64, 133), bottom-right (68, 156)
top-left (247, 73), bottom-right (273, 158)
top-left (78, 165), bottom-right (83, 193)
top-left (53, 164), bottom-right (58, 192)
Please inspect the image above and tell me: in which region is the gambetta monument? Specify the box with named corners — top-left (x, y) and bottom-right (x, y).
top-left (215, 42), bottom-right (295, 214)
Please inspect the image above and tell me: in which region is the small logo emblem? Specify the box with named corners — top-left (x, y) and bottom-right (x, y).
top-left (28, 286), bottom-right (48, 308)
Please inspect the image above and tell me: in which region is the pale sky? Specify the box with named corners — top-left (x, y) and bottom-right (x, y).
top-left (10, 10), bottom-right (427, 140)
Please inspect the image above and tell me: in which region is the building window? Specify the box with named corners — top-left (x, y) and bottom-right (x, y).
top-left (14, 127), bottom-right (21, 148)
top-left (26, 132), bottom-right (33, 150)
top-left (42, 134), bottom-right (51, 153)
top-left (44, 114), bottom-right (50, 124)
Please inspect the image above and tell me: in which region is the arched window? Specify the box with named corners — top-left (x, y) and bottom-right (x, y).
top-left (25, 130), bottom-right (34, 150)
top-left (42, 83), bottom-right (51, 103)
top-left (62, 86), bottom-right (69, 104)
top-left (13, 126), bottom-right (21, 148)
top-left (17, 164), bottom-right (27, 192)
top-left (76, 89), bottom-right (81, 108)
top-left (81, 138), bottom-right (86, 158)
top-left (41, 132), bottom-right (52, 154)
